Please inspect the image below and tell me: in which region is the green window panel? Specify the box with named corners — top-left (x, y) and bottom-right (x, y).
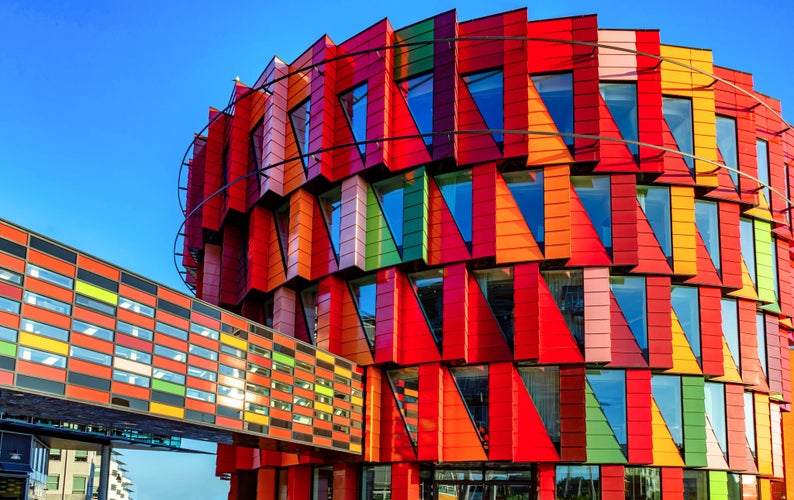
top-left (401, 168), bottom-right (429, 263)
top-left (75, 280), bottom-right (118, 305)
top-left (365, 185), bottom-right (401, 270)
top-left (584, 382), bottom-right (627, 464)
top-left (0, 340), bottom-right (16, 358)
top-left (394, 19), bottom-right (434, 79)
top-left (272, 351), bottom-right (295, 367)
top-left (754, 220), bottom-right (777, 307)
top-left (151, 379), bottom-right (186, 397)
top-left (681, 376), bottom-right (707, 467)
top-left (708, 470), bottom-right (728, 500)
top-left (316, 384), bottom-right (334, 398)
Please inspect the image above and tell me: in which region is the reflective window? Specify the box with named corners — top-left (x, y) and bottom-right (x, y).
top-left (532, 72), bottom-right (574, 147)
top-left (0, 325), bottom-right (16, 342)
top-left (118, 297), bottom-right (154, 317)
top-left (188, 344), bottom-right (218, 361)
top-left (70, 346), bottom-right (111, 366)
top-left (542, 269), bottom-right (584, 348)
top-left (587, 370), bottom-right (627, 450)
top-left (71, 319), bottom-right (113, 342)
top-left (600, 82), bottom-right (638, 157)
top-left (339, 83), bottom-right (368, 157)
top-left (187, 365), bottom-right (216, 382)
top-left (25, 264), bottom-right (73, 288)
top-left (683, 469), bottom-right (708, 499)
top-left (75, 294), bottom-right (115, 316)
top-left (274, 202), bottom-right (290, 269)
top-left (637, 185), bottom-right (672, 264)
top-left (21, 319), bottom-right (68, 342)
top-left (757, 313), bottom-right (767, 378)
top-left (156, 321), bottom-right (188, 341)
top-left (704, 382), bottom-right (727, 456)
top-left (219, 364), bottom-right (244, 380)
top-left (289, 99), bottom-right (311, 170)
top-left (361, 465), bottom-right (391, 500)
top-left (473, 267), bottom-right (514, 346)
top-left (740, 218), bottom-right (756, 286)
top-left (745, 392), bottom-right (756, 456)
top-left (18, 346), bottom-right (66, 368)
top-left (556, 465), bottom-right (599, 500)
top-left (757, 139), bottom-right (770, 204)
top-left (153, 368), bottom-right (185, 385)
top-left (408, 269), bottom-right (444, 346)
top-left (349, 276), bottom-right (376, 349)
top-left (397, 73), bottom-right (433, 148)
top-left (114, 346), bottom-right (151, 364)
top-left (117, 321), bottom-right (152, 341)
top-left (571, 176), bottom-right (611, 252)
top-left (154, 345), bottom-right (186, 363)
top-left (0, 267), bottom-right (22, 285)
top-left (23, 291), bottom-right (70, 315)
top-left (671, 286), bottom-right (700, 362)
top-left (609, 276), bottom-right (647, 355)
top-left (662, 97), bottom-right (694, 173)
top-left (186, 388), bottom-right (215, 403)
top-left (450, 365), bottom-right (489, 448)
top-left (716, 116), bottom-right (739, 187)
top-left (387, 367), bottom-right (419, 444)
top-left (624, 467), bottom-right (660, 500)
top-left (695, 200), bottom-right (721, 274)
top-left (190, 322), bottom-right (219, 340)
top-left (373, 175), bottom-right (404, 252)
top-left (771, 237), bottom-right (779, 301)
top-left (436, 169), bottom-right (473, 247)
top-left (219, 385), bottom-right (244, 400)
top-left (721, 298), bottom-right (740, 369)
top-left (299, 286), bottom-right (318, 344)
top-left (502, 169), bottom-right (545, 249)
top-left (519, 366), bottom-right (560, 444)
top-left (462, 69), bottom-right (504, 147)
top-left (0, 296), bottom-right (19, 314)
top-left (727, 473), bottom-right (742, 500)
top-left (651, 375), bottom-right (683, 450)
top-left (319, 186), bottom-right (342, 258)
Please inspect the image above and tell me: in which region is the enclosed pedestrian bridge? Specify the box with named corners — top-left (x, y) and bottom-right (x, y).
top-left (0, 219), bottom-right (364, 456)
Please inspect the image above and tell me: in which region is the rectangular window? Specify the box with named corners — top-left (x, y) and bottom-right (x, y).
top-left (72, 476), bottom-right (87, 494)
top-left (18, 346), bottom-right (66, 368)
top-left (556, 465), bottom-right (599, 500)
top-left (187, 365), bottom-right (216, 382)
top-left (600, 82), bottom-right (638, 158)
top-left (156, 321), bottom-right (188, 341)
top-left (671, 286), bottom-right (700, 362)
top-left (744, 392), bottom-right (756, 457)
top-left (154, 345), bottom-right (186, 363)
top-left (112, 369), bottom-right (150, 388)
top-left (662, 96), bottom-right (694, 174)
top-left (757, 139), bottom-right (770, 204)
top-left (503, 169), bottom-right (545, 249)
top-left (339, 83), bottom-right (368, 157)
top-left (532, 72), bottom-right (574, 147)
top-left (46, 474), bottom-right (59, 490)
top-left (436, 169), bottom-right (473, 247)
top-left (651, 375), bottom-right (683, 450)
top-left (408, 269), bottom-right (443, 346)
top-left (462, 69), bottom-right (504, 147)
top-left (571, 176), bottom-right (611, 252)
top-left (75, 294), bottom-right (115, 316)
top-left (704, 382), bottom-right (727, 456)
top-left (624, 467), bottom-right (660, 500)
top-left (637, 185), bottom-right (672, 264)
top-left (23, 291), bottom-right (71, 315)
top-left (542, 270), bottom-right (584, 348)
top-left (26, 263), bottom-right (73, 288)
top-left (361, 465), bottom-right (392, 500)
top-left (473, 268), bottom-right (514, 346)
top-left (694, 200), bottom-right (721, 274)
top-left (118, 297), bottom-right (154, 317)
top-left (348, 276), bottom-right (376, 350)
top-left (756, 313), bottom-right (768, 378)
top-left (372, 175), bottom-right (405, 252)
top-left (587, 370), bottom-right (627, 451)
top-left (190, 322), bottom-right (219, 340)
top-left (114, 345), bottom-right (151, 364)
top-left (73, 450), bottom-right (88, 462)
top-left (721, 298), bottom-right (740, 369)
top-left (0, 267), bottom-right (22, 285)
top-left (70, 346), bottom-right (112, 366)
top-left (0, 296), bottom-right (19, 314)
top-left (716, 116), bottom-right (739, 188)
top-left (72, 319), bottom-right (114, 341)
top-left (319, 186), bottom-right (342, 258)
top-left (186, 388), bottom-right (216, 403)
top-left (153, 368), bottom-right (186, 385)
top-left (609, 276), bottom-right (647, 356)
top-left (188, 343), bottom-right (218, 361)
top-left (683, 470), bottom-right (708, 499)
top-left (21, 318), bottom-right (69, 342)
top-left (740, 218), bottom-right (756, 286)
top-left (519, 366), bottom-right (560, 444)
top-left (397, 74), bottom-right (433, 148)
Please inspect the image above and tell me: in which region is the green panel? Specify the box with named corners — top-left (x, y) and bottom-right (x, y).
top-left (272, 351), bottom-right (295, 367)
top-left (402, 168), bottom-right (429, 263)
top-left (0, 341), bottom-right (16, 358)
top-left (365, 185), bottom-right (401, 271)
top-left (316, 384), bottom-right (334, 397)
top-left (708, 471), bottom-right (728, 500)
top-left (151, 379), bottom-right (186, 397)
top-left (681, 376), bottom-right (708, 467)
top-left (754, 221), bottom-right (777, 305)
top-left (75, 281), bottom-right (118, 305)
top-left (394, 18), bottom-right (434, 80)
top-left (584, 383), bottom-right (627, 464)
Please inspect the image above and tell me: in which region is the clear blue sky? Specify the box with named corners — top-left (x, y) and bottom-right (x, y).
top-left (0, 1), bottom-right (791, 498)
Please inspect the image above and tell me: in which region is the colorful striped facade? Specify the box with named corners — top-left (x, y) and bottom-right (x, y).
top-left (184, 8), bottom-right (792, 500)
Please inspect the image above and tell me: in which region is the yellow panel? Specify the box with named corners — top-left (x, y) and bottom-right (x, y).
top-left (351, 396), bottom-right (363, 407)
top-left (711, 337), bottom-right (742, 383)
top-left (728, 260), bottom-right (759, 301)
top-left (316, 351), bottom-right (334, 363)
top-left (315, 402), bottom-right (333, 414)
top-left (756, 393), bottom-right (773, 476)
top-left (334, 367), bottom-right (352, 379)
top-left (150, 402), bottom-right (185, 419)
top-left (350, 443), bottom-right (362, 453)
top-left (244, 411), bottom-right (269, 426)
top-left (650, 399), bottom-right (685, 467)
top-left (220, 333), bottom-right (247, 350)
top-left (665, 312), bottom-right (702, 375)
top-left (75, 281), bottom-right (118, 305)
top-left (18, 332), bottom-right (68, 356)
top-left (671, 186), bottom-right (696, 276)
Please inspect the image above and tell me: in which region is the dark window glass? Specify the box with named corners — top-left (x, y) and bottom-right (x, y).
top-left (68, 372), bottom-right (111, 392)
top-left (339, 83), bottom-right (368, 157)
top-left (716, 116), bottom-right (739, 188)
top-left (473, 267), bottom-right (514, 346)
top-left (450, 365), bottom-right (489, 449)
top-left (637, 185), bottom-right (672, 264)
top-left (373, 176), bottom-right (404, 252)
top-left (29, 236), bottom-right (76, 264)
top-left (662, 96), bottom-right (694, 174)
top-left (408, 269), bottom-right (443, 346)
top-left (721, 298), bottom-right (740, 369)
top-left (683, 466), bottom-right (708, 499)
top-left (319, 186), bottom-right (342, 258)
top-left (757, 139), bottom-right (770, 205)
top-left (70, 346), bottom-right (112, 367)
top-left (0, 237), bottom-right (26, 258)
top-left (651, 375), bottom-right (683, 450)
top-left (744, 392), bottom-right (756, 456)
top-left (519, 366), bottom-right (560, 444)
top-left (387, 367), bottom-right (419, 445)
top-left (289, 99), bottom-right (311, 170)
top-left (624, 467), bottom-right (661, 500)
top-left (556, 465), bottom-right (599, 500)
top-left (532, 72), bottom-right (574, 147)
top-left (361, 465), bottom-right (391, 500)
top-left (436, 169), bottom-right (473, 248)
top-left (600, 82), bottom-right (638, 158)
top-left (16, 374), bottom-right (65, 394)
top-left (727, 473), bottom-right (742, 500)
top-left (349, 276), bottom-right (376, 350)
top-left (157, 299), bottom-right (190, 319)
top-left (587, 370), bottom-right (627, 450)
top-left (541, 269), bottom-right (584, 349)
top-left (75, 294), bottom-right (115, 316)
top-left (694, 200), bottom-right (721, 274)
top-left (740, 218), bottom-right (756, 286)
top-left (299, 285), bottom-right (318, 345)
top-left (704, 382), bottom-right (727, 457)
top-left (756, 312), bottom-right (767, 378)
top-left (77, 269), bottom-right (118, 293)
top-left (502, 169), bottom-right (545, 249)
top-left (571, 176), bottom-right (611, 252)
top-left (121, 272), bottom-right (157, 295)
top-left (671, 286), bottom-right (700, 363)
top-left (462, 69), bottom-right (504, 147)
top-left (609, 276), bottom-right (647, 355)
top-left (193, 300), bottom-right (221, 320)
top-left (397, 73), bottom-right (433, 149)
top-left (274, 203), bottom-right (290, 272)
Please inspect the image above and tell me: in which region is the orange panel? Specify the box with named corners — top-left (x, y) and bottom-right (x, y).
top-left (185, 398), bottom-right (215, 414)
top-left (111, 381), bottom-right (150, 400)
top-left (73, 306), bottom-right (116, 329)
top-left (27, 249), bottom-right (76, 277)
top-left (214, 416), bottom-right (244, 429)
top-left (77, 255), bottom-right (119, 280)
top-left (119, 284), bottom-right (156, 306)
top-left (66, 385), bottom-right (110, 405)
top-left (70, 332), bottom-right (113, 355)
top-left (157, 287), bottom-right (191, 308)
top-left (0, 252), bottom-right (25, 273)
top-left (68, 359), bottom-right (112, 379)
top-left (0, 222), bottom-right (28, 244)
top-left (152, 356), bottom-right (186, 374)
top-left (17, 360), bottom-right (66, 382)
top-left (20, 304), bottom-right (71, 329)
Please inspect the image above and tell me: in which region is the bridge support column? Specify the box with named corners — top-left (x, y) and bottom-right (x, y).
top-left (97, 444), bottom-right (111, 500)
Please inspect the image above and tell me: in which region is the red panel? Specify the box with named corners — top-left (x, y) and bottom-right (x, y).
top-left (0, 282), bottom-right (21, 301)
top-left (375, 268), bottom-right (399, 365)
top-left (316, 276), bottom-right (341, 354)
top-left (699, 286), bottom-right (724, 377)
top-left (559, 365), bottom-right (586, 462)
top-left (391, 462), bottom-right (420, 500)
top-left (246, 206), bottom-right (270, 293)
top-left (68, 359), bottom-right (111, 380)
top-left (220, 224), bottom-right (243, 306)
top-left (513, 367), bottom-right (560, 462)
top-left (661, 467), bottom-right (683, 500)
top-left (725, 383), bottom-right (748, 471)
top-left (442, 264), bottom-right (468, 362)
top-left (610, 175), bottom-right (639, 267)
top-left (626, 370), bottom-right (653, 464)
top-left (537, 276), bottom-right (583, 364)
top-left (389, 76), bottom-right (432, 172)
top-left (201, 111), bottom-right (226, 232)
top-left (487, 362), bottom-right (513, 461)
top-left (115, 333), bottom-right (153, 353)
top-left (17, 360), bottom-right (65, 382)
top-left (466, 271), bottom-right (512, 363)
top-left (607, 291), bottom-right (647, 368)
top-left (223, 83), bottom-right (251, 217)
top-left (513, 263), bottom-right (540, 362)
top-left (601, 465), bottom-right (625, 498)
top-left (66, 385), bottom-right (109, 405)
top-left (398, 271), bottom-right (441, 364)
top-left (418, 363), bottom-right (443, 462)
top-left (567, 186), bottom-right (612, 267)
top-left (655, 121), bottom-right (695, 185)
top-left (201, 244), bottom-right (222, 305)
top-left (427, 179), bottom-right (471, 266)
top-left (635, 30), bottom-right (664, 175)
top-left (718, 202), bottom-right (743, 291)
top-left (287, 465), bottom-right (312, 500)
top-left (471, 163), bottom-right (496, 260)
top-left (631, 198), bottom-right (673, 275)
top-left (537, 463), bottom-right (555, 500)
top-left (646, 276), bottom-right (672, 369)
top-left (379, 374), bottom-right (417, 462)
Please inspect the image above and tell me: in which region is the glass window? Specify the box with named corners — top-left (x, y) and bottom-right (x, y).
top-left (716, 116), bottom-right (739, 187)
top-left (117, 321), bottom-right (152, 341)
top-left (0, 267), bottom-right (22, 285)
top-left (756, 313), bottom-right (767, 378)
top-left (218, 385), bottom-right (244, 400)
top-left (191, 322), bottom-right (219, 340)
top-left (694, 200), bottom-right (721, 274)
top-left (188, 343), bottom-right (218, 361)
top-left (436, 169), bottom-right (473, 247)
top-left (556, 465), bottom-right (599, 500)
top-left (18, 346), bottom-right (66, 368)
top-left (73, 450), bottom-right (88, 462)
top-left (153, 368), bottom-right (186, 385)
top-left (46, 474), bottom-right (59, 490)
top-left (757, 139), bottom-right (770, 204)
top-left (274, 202), bottom-right (290, 269)
top-left (744, 392), bottom-right (756, 456)
top-left (118, 297), bottom-right (154, 317)
top-left (502, 169), bottom-right (545, 249)
top-left (70, 346), bottom-right (112, 366)
top-left (637, 185), bottom-right (672, 264)
top-left (299, 285), bottom-right (318, 344)
top-left (473, 267), bottom-right (514, 346)
top-left (0, 325), bottom-right (16, 342)
top-left (187, 365), bottom-right (216, 382)
top-left (387, 367), bottom-right (419, 444)
top-left (75, 294), bottom-right (115, 316)
top-left (21, 319), bottom-right (68, 341)
top-left (72, 476), bottom-right (87, 494)
top-left (450, 365), bottom-right (490, 448)
top-left (600, 82), bottom-right (638, 158)
top-left (339, 83), bottom-right (368, 157)
top-left (408, 269), bottom-right (444, 346)
top-left (571, 176), bottom-right (611, 252)
top-left (671, 286), bottom-right (700, 363)
top-left (727, 473), bottom-right (742, 500)
top-left (740, 218), bottom-right (756, 286)
top-left (0, 296), bottom-right (19, 314)
top-left (114, 346), bottom-right (151, 364)
top-left (587, 370), bottom-right (627, 450)
top-left (72, 319), bottom-right (113, 341)
top-left (397, 73), bottom-right (433, 148)
top-left (532, 72), bottom-right (574, 147)
top-left (651, 375), bottom-right (683, 450)
top-left (361, 465), bottom-right (391, 500)
top-left (289, 99), bottom-right (311, 170)
top-left (462, 69), bottom-right (504, 147)
top-left (156, 321), bottom-right (188, 341)
top-left (624, 467), bottom-right (660, 500)
top-left (683, 469), bottom-right (708, 499)
top-left (662, 97), bottom-right (694, 174)
top-left (154, 345), bottom-right (186, 363)
top-left (609, 276), bottom-right (647, 356)
top-left (721, 298), bottom-right (740, 369)
top-left (704, 382), bottom-right (727, 456)
top-left (319, 186), bottom-right (342, 258)
top-left (542, 269), bottom-right (584, 348)
top-left (23, 291), bottom-right (70, 315)
top-left (349, 276), bottom-right (377, 350)
top-left (519, 366), bottom-right (560, 444)
top-left (373, 175), bottom-right (404, 252)
top-left (25, 263), bottom-right (73, 288)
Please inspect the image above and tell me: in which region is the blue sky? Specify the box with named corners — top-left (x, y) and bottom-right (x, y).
top-left (0, 1), bottom-right (791, 498)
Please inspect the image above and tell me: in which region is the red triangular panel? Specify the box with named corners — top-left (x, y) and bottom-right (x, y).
top-left (380, 376), bottom-right (419, 462)
top-left (593, 96), bottom-right (638, 173)
top-left (310, 201), bottom-right (338, 280)
top-left (685, 232), bottom-right (722, 287)
top-left (607, 292), bottom-right (648, 368)
top-left (708, 148), bottom-right (742, 203)
top-left (537, 279), bottom-right (583, 364)
top-left (428, 180), bottom-right (471, 265)
top-left (514, 370), bottom-right (560, 462)
top-left (567, 186), bottom-right (612, 267)
top-left (467, 276), bottom-right (513, 364)
top-left (390, 83), bottom-right (433, 172)
top-left (400, 274), bottom-right (442, 364)
top-left (656, 122), bottom-right (696, 186)
top-left (631, 199), bottom-right (673, 274)
top-left (457, 76), bottom-right (502, 164)
top-left (442, 369), bottom-right (489, 461)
